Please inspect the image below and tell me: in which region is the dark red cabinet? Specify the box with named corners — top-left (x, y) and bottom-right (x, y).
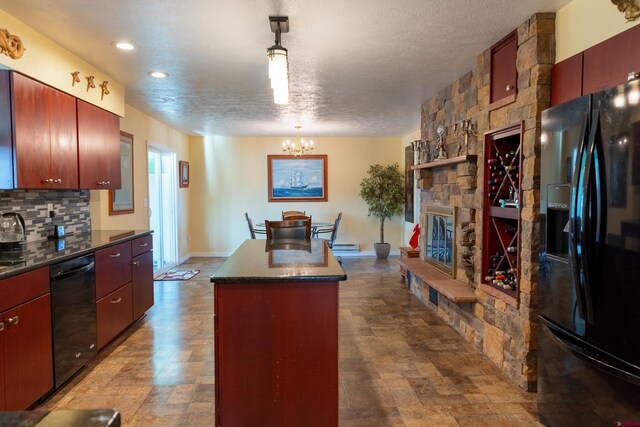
top-left (0, 267), bottom-right (53, 410)
top-left (490, 32), bottom-right (517, 106)
top-left (583, 24), bottom-right (640, 96)
top-left (77, 100), bottom-right (121, 190)
top-left (132, 241), bottom-right (154, 320)
top-left (95, 241), bottom-right (132, 300)
top-left (2, 71), bottom-right (78, 189)
top-left (551, 52), bottom-right (584, 106)
top-left (96, 283), bottom-right (133, 350)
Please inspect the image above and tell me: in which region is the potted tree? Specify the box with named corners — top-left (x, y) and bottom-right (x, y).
top-left (359, 163), bottom-right (405, 259)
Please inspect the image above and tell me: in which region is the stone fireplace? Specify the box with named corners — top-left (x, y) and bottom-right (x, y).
top-left (408, 13), bottom-right (555, 391)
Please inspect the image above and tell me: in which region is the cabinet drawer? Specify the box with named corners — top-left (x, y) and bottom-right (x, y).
top-left (95, 242), bottom-right (132, 299)
top-left (0, 267), bottom-right (49, 312)
top-left (131, 235), bottom-right (152, 257)
top-left (96, 282), bottom-right (133, 349)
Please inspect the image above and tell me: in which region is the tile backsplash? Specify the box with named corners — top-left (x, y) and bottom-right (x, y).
top-left (0, 190), bottom-right (91, 242)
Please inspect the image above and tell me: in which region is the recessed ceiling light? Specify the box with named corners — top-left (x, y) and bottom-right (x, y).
top-left (113, 41), bottom-right (135, 51)
top-left (148, 71), bottom-right (168, 78)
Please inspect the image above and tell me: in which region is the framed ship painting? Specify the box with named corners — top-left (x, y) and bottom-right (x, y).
top-left (267, 155), bottom-right (328, 202)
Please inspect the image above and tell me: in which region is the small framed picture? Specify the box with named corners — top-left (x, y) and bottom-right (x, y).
top-left (179, 161), bottom-right (189, 188)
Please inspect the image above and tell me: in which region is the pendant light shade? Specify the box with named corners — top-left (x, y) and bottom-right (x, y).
top-left (267, 16), bottom-right (289, 105)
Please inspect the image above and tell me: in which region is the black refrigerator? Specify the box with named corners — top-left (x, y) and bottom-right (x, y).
top-left (539, 81), bottom-right (640, 426)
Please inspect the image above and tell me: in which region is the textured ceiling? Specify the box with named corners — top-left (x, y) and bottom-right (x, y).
top-left (0, 0), bottom-right (573, 137)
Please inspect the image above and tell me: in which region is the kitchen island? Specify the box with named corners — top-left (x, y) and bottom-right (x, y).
top-left (211, 239), bottom-right (346, 427)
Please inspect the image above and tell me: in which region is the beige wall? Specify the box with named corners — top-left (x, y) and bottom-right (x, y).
top-left (556, 0), bottom-right (640, 62)
top-left (189, 135), bottom-right (404, 256)
top-left (90, 104), bottom-right (191, 260)
top-left (0, 9), bottom-right (124, 116)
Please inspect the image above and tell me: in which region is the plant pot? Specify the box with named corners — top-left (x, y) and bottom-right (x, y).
top-left (374, 243), bottom-right (391, 259)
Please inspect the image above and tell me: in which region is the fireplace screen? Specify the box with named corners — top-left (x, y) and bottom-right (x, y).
top-left (424, 205), bottom-right (456, 277)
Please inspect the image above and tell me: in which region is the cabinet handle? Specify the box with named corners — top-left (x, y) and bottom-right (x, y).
top-left (132, 261), bottom-right (140, 266)
top-left (628, 71), bottom-right (640, 81)
top-left (110, 297), bottom-right (122, 304)
top-left (44, 178), bottom-right (53, 184)
top-left (7, 316), bottom-right (18, 325)
top-left (75, 352), bottom-right (82, 358)
top-left (90, 344), bottom-right (95, 349)
top-left (0, 322), bottom-right (4, 331)
top-left (506, 85), bottom-right (514, 92)
top-left (54, 178), bottom-right (62, 184)
top-left (109, 253), bottom-right (121, 258)
top-left (106, 181), bottom-right (110, 186)
top-left (139, 243), bottom-right (148, 247)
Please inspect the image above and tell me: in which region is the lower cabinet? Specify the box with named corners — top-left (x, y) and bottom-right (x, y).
top-left (96, 282), bottom-right (133, 350)
top-left (0, 267), bottom-right (53, 410)
top-left (1, 294), bottom-right (53, 410)
top-left (132, 250), bottom-right (154, 320)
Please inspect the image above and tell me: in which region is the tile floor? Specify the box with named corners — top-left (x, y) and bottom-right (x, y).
top-left (41, 256), bottom-right (542, 426)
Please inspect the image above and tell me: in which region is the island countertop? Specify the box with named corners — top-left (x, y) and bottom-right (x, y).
top-left (210, 238), bottom-right (347, 284)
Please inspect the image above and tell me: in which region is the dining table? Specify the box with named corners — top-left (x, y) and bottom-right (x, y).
top-left (255, 221), bottom-right (333, 238)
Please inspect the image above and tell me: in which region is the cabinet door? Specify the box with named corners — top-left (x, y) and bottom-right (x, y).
top-left (2, 294), bottom-right (53, 410)
top-left (132, 250), bottom-right (154, 319)
top-left (48, 88), bottom-right (78, 189)
top-left (0, 320), bottom-right (5, 410)
top-left (551, 53), bottom-right (583, 106)
top-left (583, 24), bottom-right (640, 95)
top-left (12, 73), bottom-right (51, 188)
top-left (78, 100), bottom-right (120, 189)
top-left (96, 283), bottom-right (133, 349)
top-left (95, 241), bottom-right (132, 299)
top-left (490, 32), bottom-right (517, 105)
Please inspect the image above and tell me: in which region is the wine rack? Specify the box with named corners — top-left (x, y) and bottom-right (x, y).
top-left (482, 122), bottom-right (522, 299)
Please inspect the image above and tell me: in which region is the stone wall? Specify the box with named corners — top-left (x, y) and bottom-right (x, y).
top-left (411, 13), bottom-right (554, 391)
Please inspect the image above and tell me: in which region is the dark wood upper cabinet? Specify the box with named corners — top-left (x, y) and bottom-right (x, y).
top-left (583, 24), bottom-right (640, 95)
top-left (551, 52), bottom-right (584, 107)
top-left (490, 31), bottom-right (517, 107)
top-left (77, 100), bottom-right (121, 190)
top-left (1, 72), bottom-right (78, 189)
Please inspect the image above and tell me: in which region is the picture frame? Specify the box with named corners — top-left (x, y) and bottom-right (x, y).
top-left (267, 154), bottom-right (328, 202)
top-left (179, 161), bottom-right (189, 188)
top-left (109, 131), bottom-right (134, 215)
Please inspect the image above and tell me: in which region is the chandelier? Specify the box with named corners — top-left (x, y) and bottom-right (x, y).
top-left (267, 16), bottom-right (289, 105)
top-left (282, 126), bottom-right (314, 156)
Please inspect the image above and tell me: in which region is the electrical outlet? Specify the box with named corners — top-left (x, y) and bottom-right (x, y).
top-left (47, 203), bottom-right (54, 212)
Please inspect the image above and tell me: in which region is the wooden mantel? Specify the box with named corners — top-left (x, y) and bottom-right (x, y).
top-left (411, 154), bottom-right (477, 170)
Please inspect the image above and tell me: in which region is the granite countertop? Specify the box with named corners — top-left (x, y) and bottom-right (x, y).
top-left (0, 409), bottom-right (120, 426)
top-left (0, 230), bottom-right (152, 280)
top-left (211, 239), bottom-right (347, 284)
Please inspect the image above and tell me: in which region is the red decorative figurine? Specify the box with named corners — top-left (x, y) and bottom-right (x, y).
top-left (409, 224), bottom-right (420, 249)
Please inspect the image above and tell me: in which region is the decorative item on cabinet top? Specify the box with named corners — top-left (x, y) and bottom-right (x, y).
top-left (86, 75), bottom-right (95, 92)
top-left (611, 0), bottom-right (640, 22)
top-left (0, 27), bottom-right (25, 60)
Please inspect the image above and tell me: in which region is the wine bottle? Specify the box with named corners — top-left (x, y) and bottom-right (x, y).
top-left (507, 246), bottom-right (517, 253)
top-left (504, 226), bottom-right (517, 233)
top-left (491, 171), bottom-right (505, 177)
top-left (488, 178), bottom-right (503, 185)
top-left (487, 158), bottom-right (499, 165)
top-left (504, 165), bottom-right (518, 171)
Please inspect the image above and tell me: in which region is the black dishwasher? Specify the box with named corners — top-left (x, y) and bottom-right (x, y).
top-left (50, 254), bottom-right (97, 388)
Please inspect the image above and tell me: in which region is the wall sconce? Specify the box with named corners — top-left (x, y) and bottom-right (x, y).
top-left (267, 16), bottom-right (289, 105)
top-left (453, 119), bottom-right (477, 155)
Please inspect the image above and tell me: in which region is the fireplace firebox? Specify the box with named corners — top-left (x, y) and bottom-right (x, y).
top-left (424, 205), bottom-right (456, 277)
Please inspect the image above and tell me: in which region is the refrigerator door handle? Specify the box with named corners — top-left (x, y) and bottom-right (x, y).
top-left (541, 317), bottom-right (640, 387)
top-left (570, 113), bottom-right (590, 321)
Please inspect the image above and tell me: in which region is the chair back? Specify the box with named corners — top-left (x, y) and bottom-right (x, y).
top-left (328, 212), bottom-right (342, 248)
top-left (282, 210), bottom-right (306, 220)
top-left (265, 218), bottom-right (311, 239)
top-left (283, 214), bottom-right (310, 221)
top-left (245, 212), bottom-right (256, 239)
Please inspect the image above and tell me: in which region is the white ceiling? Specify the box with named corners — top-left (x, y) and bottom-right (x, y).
top-left (0, 0), bottom-right (573, 137)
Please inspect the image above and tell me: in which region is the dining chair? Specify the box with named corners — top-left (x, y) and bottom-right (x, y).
top-left (322, 212), bottom-right (342, 263)
top-left (244, 212), bottom-right (265, 239)
top-left (265, 218), bottom-right (311, 239)
top-left (283, 214), bottom-right (310, 221)
top-left (282, 210), bottom-right (306, 220)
